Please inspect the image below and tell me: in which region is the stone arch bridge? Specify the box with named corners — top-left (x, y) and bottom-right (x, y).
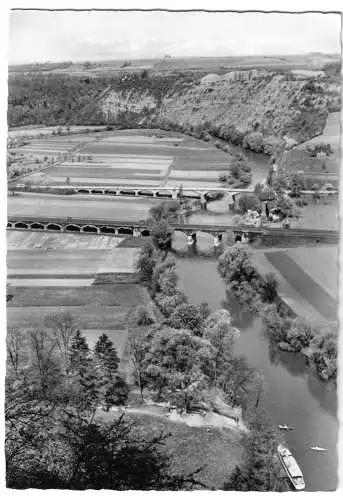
top-left (13, 184), bottom-right (255, 205)
top-left (7, 215), bottom-right (261, 247)
top-left (7, 216), bottom-right (339, 246)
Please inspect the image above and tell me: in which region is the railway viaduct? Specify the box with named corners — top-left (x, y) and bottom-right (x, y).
top-left (12, 183), bottom-right (256, 205)
top-left (6, 216), bottom-right (339, 246)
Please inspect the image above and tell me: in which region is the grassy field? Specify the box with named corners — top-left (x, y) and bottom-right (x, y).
top-left (281, 112), bottom-right (341, 176)
top-left (7, 282), bottom-right (153, 356)
top-left (96, 411), bottom-right (243, 490)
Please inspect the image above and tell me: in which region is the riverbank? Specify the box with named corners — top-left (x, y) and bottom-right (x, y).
top-left (175, 257), bottom-right (338, 491)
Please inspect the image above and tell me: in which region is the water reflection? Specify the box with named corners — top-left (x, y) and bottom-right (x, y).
top-left (267, 342), bottom-right (308, 378)
top-left (306, 375), bottom-right (337, 419)
top-left (220, 291), bottom-right (255, 329)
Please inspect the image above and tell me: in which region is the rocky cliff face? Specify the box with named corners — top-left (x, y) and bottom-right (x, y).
top-left (100, 70), bottom-right (331, 154)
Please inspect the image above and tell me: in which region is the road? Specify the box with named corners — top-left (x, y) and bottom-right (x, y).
top-left (8, 193), bottom-right (159, 222)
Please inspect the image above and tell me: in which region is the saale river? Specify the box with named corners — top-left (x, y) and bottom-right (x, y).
top-left (173, 252), bottom-right (338, 492)
top-left (171, 134), bottom-right (338, 491)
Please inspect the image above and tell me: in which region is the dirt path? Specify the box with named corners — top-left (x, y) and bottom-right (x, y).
top-left (98, 404), bottom-right (247, 432)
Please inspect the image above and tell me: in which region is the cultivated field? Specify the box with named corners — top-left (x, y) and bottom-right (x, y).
top-left (7, 230), bottom-right (140, 287)
top-left (251, 245), bottom-right (338, 326)
top-left (8, 193), bottom-right (157, 220)
top-left (11, 53), bottom-right (337, 77)
top-left (7, 230), bottom-right (153, 355)
top-left (12, 129), bottom-right (229, 189)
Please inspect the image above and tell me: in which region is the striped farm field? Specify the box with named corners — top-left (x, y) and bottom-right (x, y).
top-left (7, 230), bottom-right (140, 290)
top-left (11, 128), bottom-right (232, 187)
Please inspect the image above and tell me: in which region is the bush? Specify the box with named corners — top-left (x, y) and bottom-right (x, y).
top-left (286, 318), bottom-right (314, 351)
top-left (133, 305), bottom-right (155, 326)
top-left (168, 304), bottom-right (203, 336)
top-left (242, 132), bottom-right (264, 152)
top-left (309, 328), bottom-right (337, 381)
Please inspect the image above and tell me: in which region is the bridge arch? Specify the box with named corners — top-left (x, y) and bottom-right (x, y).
top-left (104, 189), bottom-right (117, 195)
top-left (91, 189), bottom-right (104, 195)
top-left (117, 227), bottom-right (134, 236)
top-left (183, 190), bottom-right (201, 199)
top-left (7, 222), bottom-right (13, 228)
top-left (155, 190), bottom-right (173, 198)
top-left (119, 189), bottom-right (136, 197)
top-left (47, 223), bottom-right (61, 231)
top-left (14, 222), bottom-right (28, 229)
top-left (100, 226), bottom-right (116, 234)
top-left (138, 190), bottom-right (154, 198)
top-left (141, 229), bottom-right (151, 237)
top-left (81, 225), bottom-right (99, 233)
top-left (65, 224), bottom-right (81, 233)
top-left (30, 222), bottom-right (44, 230)
top-left (77, 188), bottom-right (91, 194)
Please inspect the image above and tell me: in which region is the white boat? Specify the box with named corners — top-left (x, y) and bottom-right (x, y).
top-left (310, 446), bottom-right (328, 452)
top-left (277, 444), bottom-right (305, 491)
top-left (278, 424), bottom-right (295, 431)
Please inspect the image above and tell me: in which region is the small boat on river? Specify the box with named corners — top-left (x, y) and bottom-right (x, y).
top-left (277, 444), bottom-right (305, 491)
top-left (310, 446), bottom-right (328, 452)
top-left (278, 424), bottom-right (295, 431)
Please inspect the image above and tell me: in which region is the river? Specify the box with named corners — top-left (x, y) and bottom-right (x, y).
top-left (175, 256), bottom-right (338, 492)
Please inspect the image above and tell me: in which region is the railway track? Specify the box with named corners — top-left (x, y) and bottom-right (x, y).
top-left (6, 215), bottom-right (339, 242)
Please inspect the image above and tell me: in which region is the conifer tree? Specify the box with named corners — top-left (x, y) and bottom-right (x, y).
top-left (94, 333), bottom-right (128, 411)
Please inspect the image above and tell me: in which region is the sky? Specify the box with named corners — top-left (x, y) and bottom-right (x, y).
top-left (7, 10), bottom-right (342, 65)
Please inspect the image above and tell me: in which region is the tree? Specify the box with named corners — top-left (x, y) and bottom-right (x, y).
top-left (7, 400), bottom-right (207, 490)
top-left (149, 200), bottom-right (179, 222)
top-left (151, 220), bottom-right (173, 253)
top-left (94, 333), bottom-right (120, 373)
top-left (199, 302), bottom-right (211, 322)
top-left (68, 331), bottom-right (99, 411)
top-left (140, 326), bottom-right (214, 410)
top-left (260, 273), bottom-right (278, 303)
top-left (168, 303), bottom-right (204, 336)
top-left (286, 317), bottom-right (314, 351)
top-left (125, 325), bottom-right (151, 401)
top-left (136, 240), bottom-right (159, 287)
top-left (238, 193), bottom-right (261, 214)
top-left (309, 327), bottom-right (337, 381)
top-left (6, 327), bottom-right (26, 377)
top-left (94, 334), bottom-right (128, 410)
top-left (203, 309), bottom-right (240, 388)
top-left (217, 246), bottom-right (263, 310)
top-left (28, 328), bottom-right (62, 399)
top-left (261, 304), bottom-right (293, 345)
top-left (155, 289), bottom-right (188, 317)
top-left (44, 311), bottom-right (77, 367)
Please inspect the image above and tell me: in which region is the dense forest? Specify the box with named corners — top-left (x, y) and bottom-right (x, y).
top-left (7, 72), bottom-right (197, 128)
top-left (8, 74), bottom-right (109, 127)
